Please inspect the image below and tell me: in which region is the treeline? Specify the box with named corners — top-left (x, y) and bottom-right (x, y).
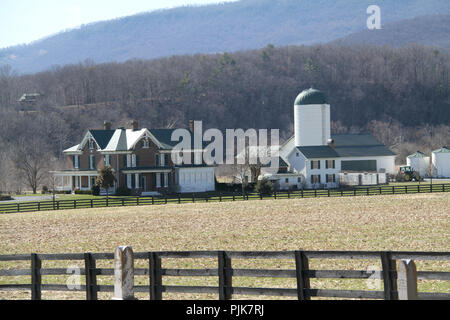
top-left (0, 43), bottom-right (449, 192)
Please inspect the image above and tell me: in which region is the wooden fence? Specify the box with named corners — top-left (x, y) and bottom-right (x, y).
top-left (1, 249), bottom-right (449, 300)
top-left (1, 183), bottom-right (449, 214)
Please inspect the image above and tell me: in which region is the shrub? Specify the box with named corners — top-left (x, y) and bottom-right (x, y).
top-left (41, 186), bottom-right (49, 194)
top-left (74, 189), bottom-right (93, 195)
top-left (0, 195), bottom-right (12, 201)
top-left (255, 178), bottom-right (273, 195)
top-left (91, 185), bottom-right (100, 196)
top-left (116, 186), bottom-right (131, 196)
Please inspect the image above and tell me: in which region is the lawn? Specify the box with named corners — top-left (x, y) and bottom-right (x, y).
top-left (0, 193), bottom-right (449, 300)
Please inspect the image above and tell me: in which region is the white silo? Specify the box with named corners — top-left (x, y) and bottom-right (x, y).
top-left (294, 88), bottom-right (330, 147)
top-left (432, 146), bottom-right (450, 178)
top-left (406, 151), bottom-right (430, 177)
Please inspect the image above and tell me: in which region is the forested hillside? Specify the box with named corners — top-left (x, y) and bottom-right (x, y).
top-left (1, 0), bottom-right (450, 74)
top-left (0, 43), bottom-right (449, 191)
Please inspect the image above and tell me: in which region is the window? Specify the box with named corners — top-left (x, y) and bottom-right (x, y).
top-left (164, 154), bottom-right (169, 166)
top-left (104, 155), bottom-right (110, 166)
top-left (285, 178), bottom-right (289, 184)
top-left (73, 155), bottom-right (79, 169)
top-left (142, 138), bottom-right (149, 149)
top-left (326, 160), bottom-right (335, 169)
top-left (326, 174), bottom-right (336, 183)
top-left (297, 177), bottom-right (302, 183)
top-left (88, 139), bottom-right (94, 150)
top-left (296, 152), bottom-right (300, 157)
top-left (131, 154), bottom-right (136, 168)
top-left (311, 160), bottom-right (321, 170)
top-left (89, 155), bottom-right (95, 170)
top-left (156, 154), bottom-right (160, 167)
top-left (311, 175), bottom-right (321, 184)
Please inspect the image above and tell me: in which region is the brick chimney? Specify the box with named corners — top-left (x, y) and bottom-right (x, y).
top-left (130, 120), bottom-right (139, 131)
top-left (189, 120), bottom-right (194, 132)
top-left (104, 121), bottom-right (112, 130)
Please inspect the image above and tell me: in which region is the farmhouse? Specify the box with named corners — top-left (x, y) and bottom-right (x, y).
top-left (261, 88), bottom-right (396, 189)
top-left (52, 121), bottom-right (215, 195)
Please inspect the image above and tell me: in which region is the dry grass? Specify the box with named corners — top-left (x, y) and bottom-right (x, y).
top-left (1, 193), bottom-right (449, 300)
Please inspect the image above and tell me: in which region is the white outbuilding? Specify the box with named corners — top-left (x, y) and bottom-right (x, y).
top-left (407, 151), bottom-right (430, 177)
top-left (432, 146), bottom-right (450, 178)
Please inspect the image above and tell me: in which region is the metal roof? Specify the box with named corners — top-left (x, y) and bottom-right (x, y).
top-left (297, 146), bottom-right (340, 159)
top-left (432, 146), bottom-right (450, 153)
top-left (294, 88), bottom-right (328, 105)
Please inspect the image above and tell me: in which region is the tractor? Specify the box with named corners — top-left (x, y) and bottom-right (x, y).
top-left (398, 165), bottom-right (421, 182)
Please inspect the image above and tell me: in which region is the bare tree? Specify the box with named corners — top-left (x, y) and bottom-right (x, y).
top-left (13, 138), bottom-right (51, 194)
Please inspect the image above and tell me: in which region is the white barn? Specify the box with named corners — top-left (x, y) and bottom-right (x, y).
top-left (263, 88), bottom-right (396, 189)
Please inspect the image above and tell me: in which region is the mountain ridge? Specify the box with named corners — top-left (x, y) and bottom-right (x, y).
top-left (1, 0), bottom-right (450, 74)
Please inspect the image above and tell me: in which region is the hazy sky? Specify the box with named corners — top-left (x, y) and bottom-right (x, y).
top-left (0, 0), bottom-right (238, 49)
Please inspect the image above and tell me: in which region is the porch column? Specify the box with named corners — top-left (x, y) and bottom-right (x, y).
top-left (156, 173), bottom-right (161, 188)
top-left (135, 174), bottom-right (139, 189)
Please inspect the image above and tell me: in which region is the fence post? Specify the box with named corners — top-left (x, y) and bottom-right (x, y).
top-left (149, 252), bottom-right (162, 300)
top-left (397, 259), bottom-right (418, 300)
top-left (219, 192), bottom-right (222, 202)
top-left (137, 198), bottom-right (139, 206)
top-left (74, 200), bottom-right (76, 209)
top-left (17, 203), bottom-right (20, 212)
top-left (178, 195), bottom-right (181, 204)
top-left (113, 246), bottom-right (136, 300)
top-left (218, 251), bottom-right (232, 300)
top-left (57, 201), bottom-right (60, 210)
top-left (84, 252), bottom-right (98, 300)
top-left (31, 253), bottom-right (42, 300)
top-left (294, 251), bottom-right (310, 300)
top-left (91, 199), bottom-right (93, 208)
top-left (381, 252), bottom-right (397, 300)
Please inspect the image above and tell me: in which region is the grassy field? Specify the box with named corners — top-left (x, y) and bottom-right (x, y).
top-left (0, 193), bottom-right (449, 300)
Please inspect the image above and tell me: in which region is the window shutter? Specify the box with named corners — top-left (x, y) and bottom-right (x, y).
top-left (311, 161), bottom-right (313, 170)
top-left (333, 160), bottom-right (335, 169)
top-left (123, 155), bottom-right (127, 167)
top-left (333, 174), bottom-right (336, 183)
top-left (136, 155), bottom-right (139, 167)
top-left (72, 156), bottom-right (75, 167)
top-left (318, 161), bottom-right (321, 169)
top-left (326, 160), bottom-right (328, 169)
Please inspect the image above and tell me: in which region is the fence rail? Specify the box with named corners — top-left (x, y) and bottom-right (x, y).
top-left (0, 250), bottom-right (449, 300)
top-left (1, 183), bottom-right (449, 214)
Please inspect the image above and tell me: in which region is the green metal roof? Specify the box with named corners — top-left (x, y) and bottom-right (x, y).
top-left (88, 130), bottom-right (116, 150)
top-left (408, 151), bottom-right (428, 158)
top-left (297, 146), bottom-right (339, 159)
top-left (433, 146), bottom-right (450, 153)
top-left (331, 134), bottom-right (396, 157)
top-left (294, 88), bottom-right (328, 105)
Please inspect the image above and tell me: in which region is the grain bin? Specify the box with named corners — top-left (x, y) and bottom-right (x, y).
top-left (432, 146), bottom-right (450, 178)
top-left (406, 151), bottom-right (430, 177)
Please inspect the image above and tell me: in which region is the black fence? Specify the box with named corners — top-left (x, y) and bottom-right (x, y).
top-left (0, 183), bottom-right (449, 214)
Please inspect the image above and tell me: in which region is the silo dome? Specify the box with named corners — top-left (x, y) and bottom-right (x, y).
top-left (294, 88), bottom-right (328, 106)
